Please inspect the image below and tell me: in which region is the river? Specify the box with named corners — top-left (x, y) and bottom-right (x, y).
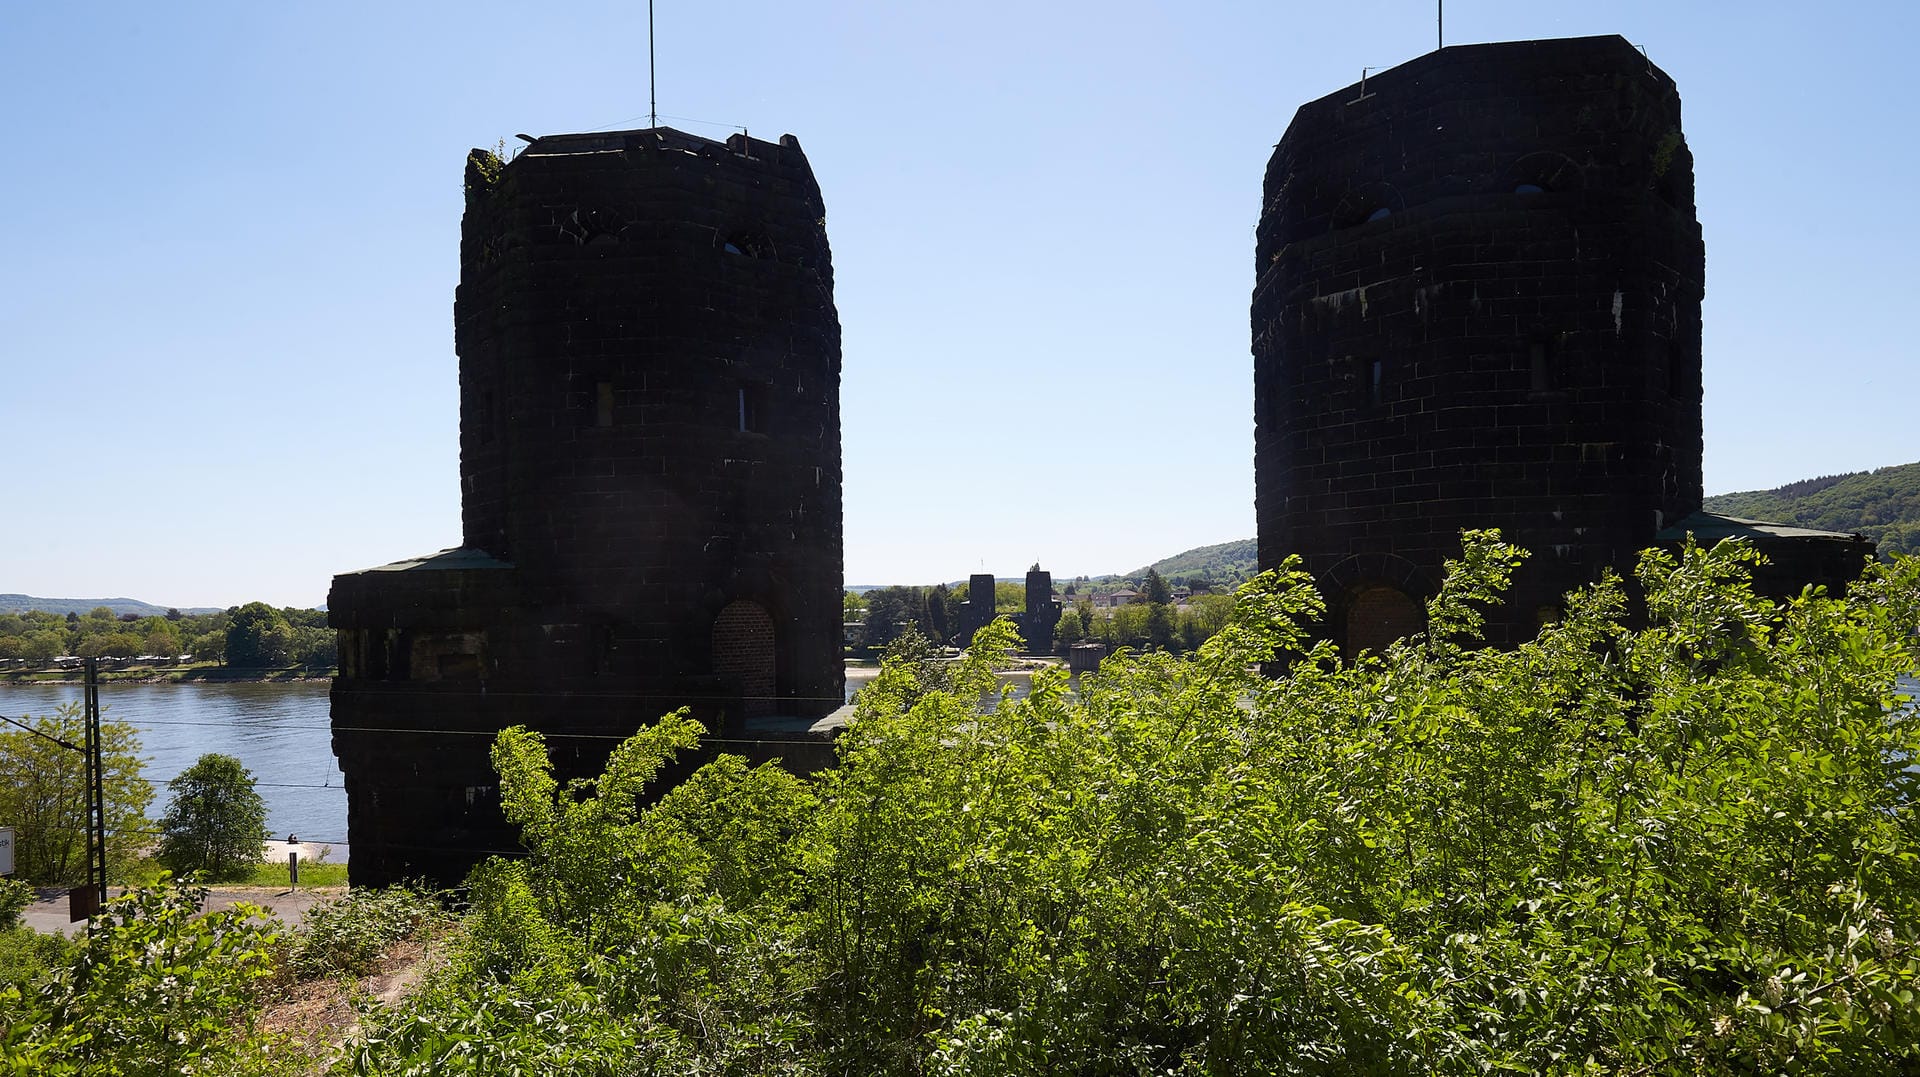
top-left (0, 681), bottom-right (345, 847)
top-left (0, 672), bottom-right (1913, 863)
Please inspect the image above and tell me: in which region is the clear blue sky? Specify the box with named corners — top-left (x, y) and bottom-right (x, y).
top-left (3, 2), bottom-right (1913, 608)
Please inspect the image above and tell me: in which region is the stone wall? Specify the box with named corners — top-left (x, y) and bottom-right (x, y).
top-left (1252, 36), bottom-right (1706, 652)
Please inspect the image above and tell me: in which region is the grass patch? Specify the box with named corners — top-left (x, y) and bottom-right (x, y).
top-left (247, 859), bottom-right (348, 887)
top-left (116, 855), bottom-right (350, 888)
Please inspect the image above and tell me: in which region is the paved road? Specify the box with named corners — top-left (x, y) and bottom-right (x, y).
top-left (21, 885), bottom-right (344, 935)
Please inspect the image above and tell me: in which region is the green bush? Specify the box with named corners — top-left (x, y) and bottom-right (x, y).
top-left (0, 927), bottom-right (73, 991)
top-left (0, 878), bottom-right (34, 929)
top-left (0, 878), bottom-right (280, 1073)
top-left (290, 886), bottom-right (443, 979)
top-left (343, 535), bottom-right (1920, 1074)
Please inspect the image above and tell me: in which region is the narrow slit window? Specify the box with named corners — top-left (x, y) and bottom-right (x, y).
top-left (596, 381), bottom-right (614, 427)
top-left (737, 385), bottom-right (765, 433)
top-left (1369, 359), bottom-right (1384, 406)
top-left (1529, 341), bottom-right (1552, 392)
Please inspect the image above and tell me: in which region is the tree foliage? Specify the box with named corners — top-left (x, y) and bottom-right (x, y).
top-left (225, 602), bottom-right (294, 668)
top-left (157, 753), bottom-right (268, 881)
top-left (0, 880), bottom-right (280, 1074)
top-left (0, 705), bottom-right (151, 884)
top-left (348, 534), bottom-right (1920, 1074)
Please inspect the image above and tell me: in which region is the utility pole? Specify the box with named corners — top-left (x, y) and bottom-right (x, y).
top-left (72, 659), bottom-right (106, 920)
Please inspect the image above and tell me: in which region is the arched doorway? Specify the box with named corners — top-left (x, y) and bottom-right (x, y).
top-left (712, 600), bottom-right (776, 719)
top-left (1344, 585), bottom-right (1423, 659)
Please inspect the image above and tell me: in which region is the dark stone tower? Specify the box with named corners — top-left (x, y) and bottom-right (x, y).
top-left (1023, 567), bottom-right (1059, 654)
top-left (331, 127), bottom-right (844, 886)
top-left (959, 573), bottom-right (998, 646)
top-left (1252, 36), bottom-right (1705, 653)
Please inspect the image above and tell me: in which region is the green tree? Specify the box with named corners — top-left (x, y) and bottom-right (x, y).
top-left (0, 706), bottom-right (151, 884)
top-left (76, 631), bottom-right (142, 659)
top-left (926, 582), bottom-right (953, 643)
top-left (143, 626), bottom-right (182, 658)
top-left (1054, 606), bottom-right (1087, 649)
top-left (224, 601), bottom-right (292, 667)
top-left (993, 580), bottom-right (1024, 614)
top-left (1145, 599), bottom-right (1176, 650)
top-left (157, 753), bottom-right (267, 881)
top-left (188, 630), bottom-right (226, 665)
top-left (842, 589), bottom-right (867, 623)
top-left (1142, 566), bottom-right (1172, 604)
top-left (1177, 592), bottom-right (1234, 649)
top-left (290, 625), bottom-right (338, 669)
top-left (18, 631), bottom-right (64, 662)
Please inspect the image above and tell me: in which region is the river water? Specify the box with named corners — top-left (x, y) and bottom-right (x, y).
top-left (0, 681), bottom-right (345, 845)
top-left (1, 672), bottom-right (1913, 862)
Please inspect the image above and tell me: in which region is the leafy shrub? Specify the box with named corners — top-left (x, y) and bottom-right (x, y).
top-left (0, 878), bottom-right (34, 928)
top-left (290, 886), bottom-right (443, 979)
top-left (0, 927), bottom-right (73, 991)
top-left (0, 878), bottom-right (280, 1073)
top-left (344, 535), bottom-right (1920, 1074)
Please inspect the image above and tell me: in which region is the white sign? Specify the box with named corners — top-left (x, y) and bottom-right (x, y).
top-left (0, 827), bottom-right (14, 876)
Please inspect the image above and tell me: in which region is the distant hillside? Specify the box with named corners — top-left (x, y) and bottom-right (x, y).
top-left (0, 595), bottom-right (221, 617)
top-left (1065, 538), bottom-right (1258, 590)
top-left (1702, 462), bottom-right (1920, 558)
top-left (1129, 538), bottom-right (1258, 583)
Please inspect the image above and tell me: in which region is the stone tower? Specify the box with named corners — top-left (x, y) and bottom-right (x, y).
top-left (331, 127), bottom-right (844, 886)
top-left (1252, 36), bottom-right (1705, 653)
top-left (1023, 566), bottom-right (1059, 654)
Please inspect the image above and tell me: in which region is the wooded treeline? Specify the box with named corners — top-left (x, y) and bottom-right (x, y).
top-left (0, 602), bottom-right (334, 668)
top-left (1704, 461), bottom-right (1919, 558)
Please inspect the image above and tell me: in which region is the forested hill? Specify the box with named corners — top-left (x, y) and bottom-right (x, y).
top-left (1130, 538), bottom-right (1258, 583)
top-left (1703, 461), bottom-right (1920, 558)
top-left (0, 595), bottom-right (219, 617)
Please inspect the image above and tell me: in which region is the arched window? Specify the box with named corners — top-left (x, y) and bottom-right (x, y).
top-left (1345, 585), bottom-right (1423, 658)
top-left (713, 601), bottom-right (776, 719)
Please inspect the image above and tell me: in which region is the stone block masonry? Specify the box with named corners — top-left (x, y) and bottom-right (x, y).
top-left (331, 128), bottom-right (844, 887)
top-left (1253, 36), bottom-right (1706, 653)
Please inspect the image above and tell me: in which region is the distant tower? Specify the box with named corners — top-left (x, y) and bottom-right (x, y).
top-left (1252, 36), bottom-right (1705, 653)
top-left (1023, 566), bottom-right (1059, 653)
top-left (331, 127), bottom-right (844, 885)
top-left (959, 572), bottom-right (998, 645)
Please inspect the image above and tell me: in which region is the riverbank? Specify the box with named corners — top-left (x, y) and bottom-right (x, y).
top-left (0, 663), bottom-right (333, 685)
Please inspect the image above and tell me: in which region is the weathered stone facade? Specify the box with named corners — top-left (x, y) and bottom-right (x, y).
top-left (1023, 567), bottom-right (1059, 654)
top-left (958, 573), bottom-right (997, 646)
top-left (1253, 36), bottom-right (1708, 652)
top-left (331, 128), bottom-right (844, 886)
